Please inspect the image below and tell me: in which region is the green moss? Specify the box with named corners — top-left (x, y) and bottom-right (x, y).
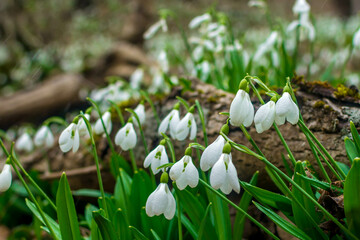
top-left (334, 84), bottom-right (360, 99)
top-left (313, 100), bottom-right (325, 108)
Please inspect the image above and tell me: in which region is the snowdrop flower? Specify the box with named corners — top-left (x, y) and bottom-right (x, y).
top-left (292, 0), bottom-right (310, 15)
top-left (189, 13), bottom-right (211, 29)
top-left (77, 113), bottom-right (90, 137)
top-left (170, 147), bottom-right (199, 190)
top-left (253, 31), bottom-right (278, 61)
top-left (144, 140), bottom-right (169, 174)
top-left (130, 68), bottom-right (144, 89)
top-left (94, 111), bottom-right (112, 135)
top-left (229, 80), bottom-right (254, 127)
top-left (34, 125), bottom-right (54, 148)
top-left (146, 172), bottom-right (176, 220)
top-left (248, 0), bottom-right (266, 8)
top-left (59, 123), bottom-right (80, 153)
top-left (254, 100), bottom-right (276, 133)
top-left (200, 124), bottom-right (228, 171)
top-left (175, 107), bottom-right (197, 141)
top-left (15, 132), bottom-right (34, 153)
top-left (275, 89), bottom-right (299, 125)
top-left (353, 28), bottom-right (360, 48)
top-left (0, 164), bottom-right (12, 192)
top-left (158, 50), bottom-right (169, 73)
top-left (158, 103), bottom-right (180, 139)
top-left (287, 16), bottom-right (315, 41)
top-left (199, 61), bottom-right (211, 81)
top-left (210, 143), bottom-right (240, 194)
top-left (115, 119), bottom-right (137, 151)
top-left (144, 18), bottom-right (168, 39)
top-left (133, 102), bottom-right (146, 126)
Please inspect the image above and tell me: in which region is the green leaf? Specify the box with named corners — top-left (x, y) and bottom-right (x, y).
top-left (281, 154), bottom-right (293, 176)
top-left (239, 180), bottom-right (293, 217)
top-left (129, 226), bottom-right (149, 240)
top-left (233, 171), bottom-right (259, 239)
top-left (56, 173), bottom-right (81, 240)
top-left (25, 199), bottom-right (61, 239)
top-left (113, 209), bottom-right (131, 240)
top-left (344, 157), bottom-right (360, 237)
top-left (335, 161), bottom-right (350, 176)
top-left (177, 213), bottom-right (198, 239)
top-left (345, 137), bottom-right (359, 164)
top-left (72, 189), bottom-right (111, 198)
top-left (150, 229), bottom-right (161, 240)
top-left (253, 202), bottom-right (312, 240)
top-left (197, 202), bottom-right (212, 240)
top-left (114, 169), bottom-right (132, 214)
top-left (110, 153), bottom-right (132, 178)
top-left (265, 167), bottom-right (289, 196)
top-left (93, 210), bottom-right (118, 240)
top-left (350, 121), bottom-right (360, 154)
top-left (296, 174), bottom-right (343, 193)
top-left (292, 162), bottom-right (326, 240)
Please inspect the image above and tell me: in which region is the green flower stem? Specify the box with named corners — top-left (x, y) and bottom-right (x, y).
top-left (140, 90), bottom-right (160, 126)
top-left (199, 179), bottom-right (280, 240)
top-left (79, 113), bottom-right (109, 218)
top-left (6, 145), bottom-right (58, 239)
top-left (129, 149), bottom-right (138, 172)
top-left (298, 120), bottom-right (346, 179)
top-left (88, 98), bottom-right (116, 155)
top-left (162, 134), bottom-right (182, 240)
top-left (239, 125), bottom-right (263, 157)
top-left (195, 100), bottom-right (208, 147)
top-left (125, 108), bottom-right (149, 155)
top-left (176, 96), bottom-right (190, 111)
top-left (43, 117), bottom-right (68, 127)
top-left (0, 139), bottom-right (57, 211)
top-left (220, 133), bottom-right (326, 237)
top-left (108, 100), bottom-right (125, 126)
top-left (273, 125), bottom-right (296, 166)
top-left (227, 139), bottom-right (358, 239)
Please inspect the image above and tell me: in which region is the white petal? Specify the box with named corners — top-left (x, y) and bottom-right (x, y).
top-left (176, 113), bottom-right (191, 141)
top-left (144, 147), bottom-right (158, 168)
top-left (144, 20), bottom-right (162, 39)
top-left (34, 126), bottom-right (47, 147)
top-left (0, 164), bottom-right (12, 192)
top-left (59, 129), bottom-right (73, 153)
top-left (169, 157), bottom-right (184, 181)
top-left (146, 186), bottom-right (159, 217)
top-left (227, 158), bottom-right (240, 194)
top-left (45, 130), bottom-right (55, 148)
top-left (185, 159), bottom-right (199, 188)
top-left (210, 154), bottom-right (227, 189)
top-left (169, 110), bottom-right (180, 139)
top-left (287, 104), bottom-right (299, 124)
top-left (229, 90), bottom-right (244, 126)
top-left (243, 95), bottom-right (255, 127)
top-left (200, 136), bottom-right (225, 171)
top-left (115, 125), bottom-right (127, 146)
top-left (164, 185), bottom-right (176, 220)
top-left (72, 129), bottom-right (80, 153)
top-left (16, 133), bottom-right (33, 152)
top-left (189, 116), bottom-right (197, 140)
top-left (121, 124), bottom-right (137, 151)
top-left (149, 184), bottom-right (169, 216)
top-left (158, 112), bottom-right (172, 136)
top-left (134, 104), bottom-right (146, 126)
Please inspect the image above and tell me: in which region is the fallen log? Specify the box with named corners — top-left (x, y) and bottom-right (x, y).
top-left (16, 78), bottom-right (359, 190)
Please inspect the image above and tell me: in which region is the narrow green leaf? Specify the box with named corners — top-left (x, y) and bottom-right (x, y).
top-left (253, 202), bottom-right (312, 240)
top-left (281, 154), bottom-right (293, 176)
top-left (239, 180), bottom-right (293, 217)
top-left (344, 157), bottom-right (360, 237)
top-left (150, 229), bottom-right (162, 240)
top-left (93, 210), bottom-right (118, 240)
top-left (113, 209), bottom-right (131, 240)
top-left (110, 153), bottom-right (132, 178)
top-left (292, 162), bottom-right (326, 240)
top-left (233, 171), bottom-right (259, 239)
top-left (197, 202), bottom-right (212, 240)
top-left (345, 137), bottom-right (359, 164)
top-left (72, 189), bottom-right (111, 198)
top-left (56, 173), bottom-right (81, 240)
top-left (350, 121), bottom-right (360, 154)
top-left (296, 174), bottom-right (343, 193)
top-left (177, 213), bottom-right (198, 239)
top-left (25, 199), bottom-right (61, 239)
top-left (129, 226), bottom-right (149, 240)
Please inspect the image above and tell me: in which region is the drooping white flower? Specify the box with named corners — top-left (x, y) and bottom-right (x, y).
top-left (145, 182), bottom-right (176, 220)
top-left (77, 113), bottom-right (90, 137)
top-left (94, 111), bottom-right (112, 135)
top-left (158, 50), bottom-right (169, 73)
top-left (229, 85), bottom-right (254, 127)
top-left (353, 28), bottom-right (360, 48)
top-left (210, 143), bottom-right (240, 195)
top-left (15, 133), bottom-right (34, 153)
top-left (59, 123), bottom-right (80, 153)
top-left (144, 141), bottom-right (169, 175)
top-left (175, 110), bottom-right (197, 141)
top-left (254, 101), bottom-right (276, 133)
top-left (248, 0), bottom-right (266, 8)
top-left (275, 92), bottom-right (299, 125)
top-left (130, 68), bottom-right (144, 89)
top-left (34, 126), bottom-right (54, 148)
top-left (133, 103), bottom-right (146, 126)
top-left (144, 19), bottom-right (168, 39)
top-left (158, 106), bottom-right (180, 139)
top-left (292, 0), bottom-right (310, 15)
top-left (170, 149), bottom-right (199, 190)
top-left (0, 164), bottom-right (12, 192)
top-left (199, 61), bottom-right (211, 81)
top-left (200, 135), bottom-right (226, 171)
top-left (287, 17), bottom-right (315, 41)
top-left (253, 31), bottom-right (278, 61)
top-left (115, 122), bottom-right (137, 151)
top-left (189, 13), bottom-right (211, 29)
